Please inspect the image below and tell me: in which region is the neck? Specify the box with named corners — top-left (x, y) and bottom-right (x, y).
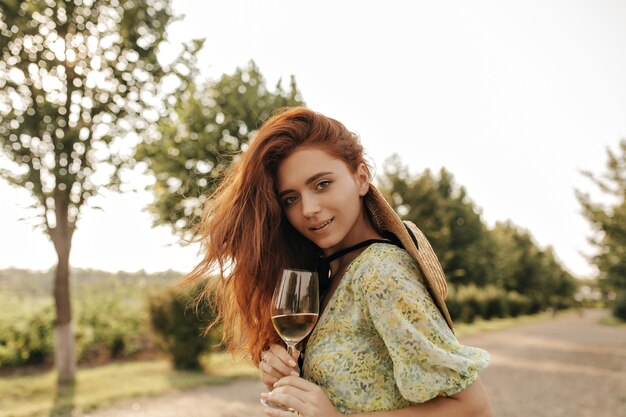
top-left (326, 207), bottom-right (384, 275)
top-left (323, 204), bottom-right (383, 258)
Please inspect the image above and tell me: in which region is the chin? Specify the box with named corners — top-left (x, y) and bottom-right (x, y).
top-left (317, 236), bottom-right (345, 252)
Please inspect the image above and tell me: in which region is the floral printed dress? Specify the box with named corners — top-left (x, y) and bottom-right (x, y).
top-left (302, 243), bottom-right (490, 414)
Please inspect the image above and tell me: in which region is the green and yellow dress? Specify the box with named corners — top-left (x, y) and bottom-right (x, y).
top-left (303, 243), bottom-right (490, 414)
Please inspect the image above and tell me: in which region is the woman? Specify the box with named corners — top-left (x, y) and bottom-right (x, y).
top-left (186, 107), bottom-right (492, 416)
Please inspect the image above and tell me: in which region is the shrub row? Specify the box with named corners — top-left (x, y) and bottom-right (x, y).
top-left (0, 281), bottom-right (155, 368)
top-left (0, 280), bottom-right (221, 370)
top-left (445, 285), bottom-right (571, 323)
top-left (0, 301), bottom-right (55, 367)
top-left (2, 278), bottom-right (579, 369)
top-left (612, 290), bottom-right (626, 321)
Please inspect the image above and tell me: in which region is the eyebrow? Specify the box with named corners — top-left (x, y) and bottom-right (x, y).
top-left (278, 171), bottom-right (334, 198)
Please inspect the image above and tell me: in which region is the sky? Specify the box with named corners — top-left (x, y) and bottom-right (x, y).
top-left (2, 0), bottom-right (626, 278)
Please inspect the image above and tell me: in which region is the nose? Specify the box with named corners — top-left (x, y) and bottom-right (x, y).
top-left (301, 193), bottom-right (321, 218)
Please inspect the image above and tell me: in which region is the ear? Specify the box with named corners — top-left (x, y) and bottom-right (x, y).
top-left (355, 163), bottom-right (371, 196)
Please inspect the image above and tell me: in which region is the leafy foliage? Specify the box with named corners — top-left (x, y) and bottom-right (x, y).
top-left (491, 222), bottom-right (578, 307)
top-left (147, 284), bottom-right (218, 370)
top-left (379, 155), bottom-right (578, 310)
top-left (75, 278), bottom-right (152, 360)
top-left (379, 155), bottom-right (497, 287)
top-left (0, 0), bottom-right (195, 381)
top-left (136, 60), bottom-right (304, 235)
top-left (0, 0), bottom-right (185, 229)
top-left (445, 285), bottom-right (546, 324)
top-left (0, 268), bottom-right (174, 368)
top-left (577, 139), bottom-right (626, 318)
top-left (0, 299), bottom-right (54, 367)
top-left (612, 290), bottom-right (626, 321)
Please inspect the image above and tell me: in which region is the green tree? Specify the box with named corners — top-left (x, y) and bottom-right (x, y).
top-left (379, 155), bottom-right (577, 307)
top-left (491, 221), bottom-right (577, 310)
top-left (0, 0), bottom-right (189, 383)
top-left (136, 60), bottom-right (304, 235)
top-left (379, 155), bottom-right (494, 286)
top-left (577, 139), bottom-right (626, 318)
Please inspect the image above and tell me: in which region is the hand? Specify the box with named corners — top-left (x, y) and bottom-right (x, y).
top-left (261, 376), bottom-right (343, 417)
top-left (260, 344), bottom-right (301, 391)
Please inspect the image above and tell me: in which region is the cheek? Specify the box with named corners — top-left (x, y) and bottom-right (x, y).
top-left (332, 186), bottom-right (361, 213)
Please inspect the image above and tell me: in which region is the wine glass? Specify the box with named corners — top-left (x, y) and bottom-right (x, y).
top-left (261, 268), bottom-right (319, 412)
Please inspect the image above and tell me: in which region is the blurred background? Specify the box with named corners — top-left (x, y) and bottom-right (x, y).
top-left (1, 1), bottom-right (625, 417)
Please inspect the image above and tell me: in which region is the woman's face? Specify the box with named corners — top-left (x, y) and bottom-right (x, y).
top-left (276, 146), bottom-right (370, 254)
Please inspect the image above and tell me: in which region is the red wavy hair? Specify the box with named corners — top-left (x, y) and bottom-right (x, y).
top-left (183, 107), bottom-right (370, 364)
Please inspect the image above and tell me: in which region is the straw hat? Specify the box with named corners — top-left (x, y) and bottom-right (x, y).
top-left (364, 184), bottom-right (454, 331)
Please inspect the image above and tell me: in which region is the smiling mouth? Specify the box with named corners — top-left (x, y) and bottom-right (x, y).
top-left (310, 218), bottom-right (333, 231)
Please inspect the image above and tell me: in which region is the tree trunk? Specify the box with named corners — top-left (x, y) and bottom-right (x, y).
top-left (50, 194), bottom-right (77, 385)
top-left (54, 245), bottom-right (76, 384)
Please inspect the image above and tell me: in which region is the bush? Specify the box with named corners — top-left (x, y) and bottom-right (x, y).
top-left (527, 297), bottom-right (544, 315)
top-left (147, 284), bottom-right (217, 370)
top-left (505, 291), bottom-right (532, 317)
top-left (76, 281), bottom-right (151, 361)
top-left (0, 303), bottom-right (54, 367)
top-left (455, 285), bottom-right (483, 323)
top-left (482, 286), bottom-right (509, 320)
top-left (445, 289), bottom-right (462, 323)
top-left (446, 285), bottom-right (540, 323)
top-left (612, 290), bottom-right (626, 321)
top-left (0, 277), bottom-right (160, 369)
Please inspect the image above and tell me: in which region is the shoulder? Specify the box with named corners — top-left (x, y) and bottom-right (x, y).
top-left (350, 243), bottom-right (424, 293)
top-left (359, 242), bottom-right (413, 264)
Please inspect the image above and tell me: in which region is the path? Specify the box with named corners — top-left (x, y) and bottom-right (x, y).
top-left (84, 309), bottom-right (626, 417)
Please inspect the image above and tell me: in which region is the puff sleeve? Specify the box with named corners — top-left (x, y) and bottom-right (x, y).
top-left (354, 247), bottom-right (490, 403)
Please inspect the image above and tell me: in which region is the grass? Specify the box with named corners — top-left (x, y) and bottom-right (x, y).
top-left (599, 314), bottom-right (626, 326)
top-left (0, 353), bottom-right (258, 417)
top-left (454, 311), bottom-right (554, 338)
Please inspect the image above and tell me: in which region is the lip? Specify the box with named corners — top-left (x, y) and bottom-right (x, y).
top-left (308, 218), bottom-right (333, 233)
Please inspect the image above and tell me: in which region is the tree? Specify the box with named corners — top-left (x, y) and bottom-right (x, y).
top-left (136, 60), bottom-right (304, 236)
top-left (378, 155), bottom-right (494, 286)
top-left (491, 221), bottom-right (577, 309)
top-left (577, 139), bottom-right (626, 317)
top-left (0, 0), bottom-right (188, 383)
top-left (379, 155), bottom-right (577, 306)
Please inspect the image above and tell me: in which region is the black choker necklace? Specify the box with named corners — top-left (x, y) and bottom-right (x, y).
top-left (317, 239), bottom-right (396, 295)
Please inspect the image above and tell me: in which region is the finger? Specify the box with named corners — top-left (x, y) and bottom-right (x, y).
top-left (265, 388), bottom-right (306, 412)
top-left (261, 391), bottom-right (302, 415)
top-left (260, 372), bottom-right (279, 387)
top-left (267, 346), bottom-right (300, 376)
top-left (263, 352), bottom-right (299, 378)
top-left (269, 344), bottom-right (299, 368)
top-left (263, 406), bottom-right (297, 417)
top-left (260, 360), bottom-right (283, 379)
top-left (271, 385), bottom-right (309, 400)
top-left (274, 375), bottom-right (319, 392)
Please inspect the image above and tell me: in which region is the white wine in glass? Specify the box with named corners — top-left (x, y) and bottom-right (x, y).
top-left (261, 268), bottom-right (319, 412)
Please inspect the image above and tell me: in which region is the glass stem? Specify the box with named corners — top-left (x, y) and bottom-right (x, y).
top-left (286, 342), bottom-right (300, 377)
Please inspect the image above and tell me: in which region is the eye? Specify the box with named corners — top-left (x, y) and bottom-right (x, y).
top-left (315, 180), bottom-right (331, 190)
top-left (283, 195), bottom-right (299, 206)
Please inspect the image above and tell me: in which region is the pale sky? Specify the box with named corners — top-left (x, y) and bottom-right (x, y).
top-left (2, 0), bottom-right (626, 278)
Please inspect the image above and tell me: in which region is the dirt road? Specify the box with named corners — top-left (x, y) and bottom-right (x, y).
top-left (85, 309), bottom-right (626, 417)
